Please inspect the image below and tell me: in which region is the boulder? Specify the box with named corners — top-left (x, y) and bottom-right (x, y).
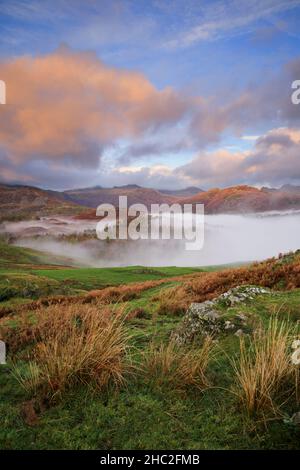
top-left (172, 285), bottom-right (270, 344)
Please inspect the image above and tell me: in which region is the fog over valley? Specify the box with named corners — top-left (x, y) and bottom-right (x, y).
top-left (2, 211), bottom-right (299, 267)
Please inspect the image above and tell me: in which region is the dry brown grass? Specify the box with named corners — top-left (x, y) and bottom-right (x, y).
top-left (231, 316), bottom-right (296, 416)
top-left (154, 252), bottom-right (300, 316)
top-left (83, 280), bottom-right (167, 304)
top-left (142, 337), bottom-right (214, 391)
top-left (187, 253), bottom-right (300, 302)
top-left (11, 303), bottom-right (130, 400)
top-left (154, 285), bottom-right (187, 316)
top-left (0, 279), bottom-right (171, 318)
top-left (153, 253), bottom-right (300, 315)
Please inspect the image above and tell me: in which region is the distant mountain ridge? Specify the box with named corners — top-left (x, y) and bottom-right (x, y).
top-left (64, 186), bottom-right (176, 208)
top-left (158, 187), bottom-right (203, 197)
top-left (1, 182), bottom-right (300, 220)
top-left (179, 185), bottom-right (300, 213)
top-left (280, 184), bottom-right (300, 194)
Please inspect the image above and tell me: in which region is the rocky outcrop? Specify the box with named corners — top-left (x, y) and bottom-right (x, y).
top-left (172, 285), bottom-right (270, 344)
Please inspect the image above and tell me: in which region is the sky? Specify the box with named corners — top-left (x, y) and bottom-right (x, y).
top-left (0, 0), bottom-right (300, 190)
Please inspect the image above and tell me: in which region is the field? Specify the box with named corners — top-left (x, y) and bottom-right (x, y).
top-left (0, 242), bottom-right (300, 449)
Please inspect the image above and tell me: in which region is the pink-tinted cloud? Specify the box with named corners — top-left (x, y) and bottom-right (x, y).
top-left (1, 47), bottom-right (300, 190)
top-left (177, 127), bottom-right (300, 188)
top-left (0, 46), bottom-right (188, 169)
top-left (107, 128), bottom-right (300, 189)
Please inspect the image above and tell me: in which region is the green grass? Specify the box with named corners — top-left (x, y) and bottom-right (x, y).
top-left (1, 288), bottom-right (300, 449)
top-left (0, 241), bottom-right (73, 268)
top-left (0, 240), bottom-right (205, 295)
top-left (0, 240), bottom-right (247, 295)
top-left (0, 265), bottom-right (203, 300)
top-left (1, 239), bottom-right (300, 449)
top-left (0, 272), bottom-right (81, 302)
top-left (0, 238), bottom-right (205, 299)
top-left (0, 241), bottom-right (47, 266)
top-left (30, 266), bottom-right (203, 290)
top-left (214, 289), bottom-right (300, 327)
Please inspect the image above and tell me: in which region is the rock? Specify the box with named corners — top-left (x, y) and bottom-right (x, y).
top-left (217, 286), bottom-right (269, 307)
top-left (172, 285), bottom-right (270, 344)
top-left (235, 329), bottom-right (244, 337)
top-left (171, 301), bottom-right (223, 344)
top-left (224, 320), bottom-right (235, 330)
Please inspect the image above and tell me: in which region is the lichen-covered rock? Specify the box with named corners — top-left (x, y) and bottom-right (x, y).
top-left (216, 286), bottom-right (270, 307)
top-left (172, 285), bottom-right (270, 344)
top-left (171, 301), bottom-right (222, 344)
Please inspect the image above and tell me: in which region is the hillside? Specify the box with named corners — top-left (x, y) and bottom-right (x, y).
top-left (0, 239), bottom-right (75, 268)
top-left (64, 185), bottom-right (177, 209)
top-left (0, 184), bottom-right (87, 222)
top-left (157, 186), bottom-right (203, 197)
top-left (1, 250), bottom-right (300, 449)
top-left (60, 183), bottom-right (300, 214)
top-left (2, 183), bottom-right (300, 222)
top-left (180, 185), bottom-right (300, 213)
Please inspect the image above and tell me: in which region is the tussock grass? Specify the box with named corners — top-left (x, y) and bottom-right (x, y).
top-left (154, 285), bottom-right (187, 316)
top-left (231, 316), bottom-right (297, 416)
top-left (12, 303), bottom-right (130, 400)
top-left (83, 279), bottom-right (171, 304)
top-left (142, 337), bottom-right (214, 391)
top-left (13, 362), bottom-right (41, 395)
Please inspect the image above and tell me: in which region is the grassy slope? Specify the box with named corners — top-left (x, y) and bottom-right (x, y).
top-left (1, 241), bottom-right (300, 449)
top-left (0, 241), bottom-right (74, 268)
top-left (0, 242), bottom-right (49, 266)
top-left (31, 266), bottom-right (204, 290)
top-left (0, 242), bottom-right (205, 301)
top-left (1, 288), bottom-right (300, 449)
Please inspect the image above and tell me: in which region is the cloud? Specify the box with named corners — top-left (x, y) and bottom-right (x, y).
top-left (2, 126), bottom-right (300, 190)
top-left (1, 44), bottom-right (300, 190)
top-left (116, 54), bottom-right (300, 162)
top-left (0, 46), bottom-right (189, 171)
top-left (116, 138), bottom-right (192, 165)
top-left (106, 127), bottom-right (300, 190)
top-left (105, 164), bottom-right (193, 189)
top-left (165, 0), bottom-right (300, 49)
top-left (177, 127), bottom-right (300, 188)
top-left (241, 135), bottom-right (261, 141)
top-left (189, 55), bottom-right (300, 148)
top-left (240, 127), bottom-right (300, 184)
